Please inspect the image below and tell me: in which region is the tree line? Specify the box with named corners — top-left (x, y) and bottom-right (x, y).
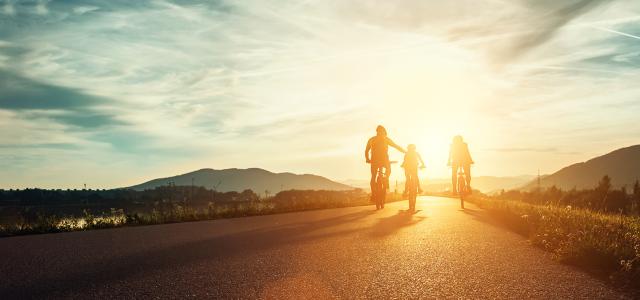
top-left (494, 176), bottom-right (640, 214)
top-left (0, 186), bottom-right (260, 207)
top-left (0, 186), bottom-right (367, 221)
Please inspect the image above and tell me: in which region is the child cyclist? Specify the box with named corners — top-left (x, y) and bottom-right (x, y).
top-left (402, 144), bottom-right (425, 197)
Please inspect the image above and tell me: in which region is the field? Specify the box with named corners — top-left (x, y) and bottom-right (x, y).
top-left (0, 188), bottom-right (402, 237)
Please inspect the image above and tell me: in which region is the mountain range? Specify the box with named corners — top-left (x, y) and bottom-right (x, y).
top-left (522, 144), bottom-right (640, 190)
top-left (127, 168), bottom-right (353, 193)
top-left (128, 145), bottom-right (639, 194)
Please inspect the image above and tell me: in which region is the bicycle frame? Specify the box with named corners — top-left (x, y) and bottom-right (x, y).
top-left (371, 161), bottom-right (396, 210)
top-left (406, 174), bottom-right (419, 212)
top-left (372, 166), bottom-right (388, 210)
top-left (457, 166), bottom-right (467, 209)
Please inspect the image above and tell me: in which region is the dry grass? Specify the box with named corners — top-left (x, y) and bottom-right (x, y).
top-left (0, 191), bottom-right (402, 237)
top-left (471, 196), bottom-right (640, 288)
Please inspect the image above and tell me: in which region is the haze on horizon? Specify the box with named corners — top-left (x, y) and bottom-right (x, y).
top-left (1, 0), bottom-right (639, 189)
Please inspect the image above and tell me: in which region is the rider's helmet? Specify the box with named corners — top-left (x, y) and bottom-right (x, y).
top-left (408, 144), bottom-right (416, 151)
top-left (453, 135), bottom-right (463, 145)
top-left (376, 125), bottom-right (387, 137)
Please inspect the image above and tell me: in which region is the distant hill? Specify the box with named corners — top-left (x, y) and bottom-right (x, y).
top-left (128, 168), bottom-right (353, 193)
top-left (341, 175), bottom-right (534, 194)
top-left (423, 175), bottom-right (535, 194)
top-left (522, 145), bottom-right (640, 190)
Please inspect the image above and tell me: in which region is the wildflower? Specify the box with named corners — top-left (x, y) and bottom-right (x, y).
top-left (620, 260), bottom-right (633, 272)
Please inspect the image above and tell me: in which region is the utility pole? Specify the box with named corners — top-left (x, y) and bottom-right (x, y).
top-left (537, 169), bottom-right (541, 192)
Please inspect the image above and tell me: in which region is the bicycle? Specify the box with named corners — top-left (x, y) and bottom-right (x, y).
top-left (371, 161), bottom-right (396, 210)
top-left (404, 166), bottom-right (424, 212)
top-left (457, 166), bottom-right (467, 209)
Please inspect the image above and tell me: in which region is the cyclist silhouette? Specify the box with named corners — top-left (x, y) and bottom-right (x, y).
top-left (402, 144), bottom-right (425, 197)
top-left (365, 125), bottom-right (406, 194)
top-left (447, 135), bottom-right (473, 194)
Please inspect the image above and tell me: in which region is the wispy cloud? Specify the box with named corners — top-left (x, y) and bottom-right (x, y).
top-left (490, 147), bottom-right (559, 153)
top-left (0, 0), bottom-right (639, 187)
top-left (489, 147), bottom-right (581, 155)
top-left (591, 25), bottom-right (640, 40)
top-left (73, 5), bottom-right (99, 15)
top-left (502, 0), bottom-right (612, 59)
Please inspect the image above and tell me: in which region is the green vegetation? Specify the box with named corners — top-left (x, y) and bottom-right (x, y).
top-left (495, 177), bottom-right (640, 215)
top-left (472, 177), bottom-right (640, 288)
top-left (0, 188), bottom-right (401, 237)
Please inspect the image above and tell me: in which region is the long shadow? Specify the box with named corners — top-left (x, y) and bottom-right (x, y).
top-left (370, 210), bottom-right (426, 237)
top-left (1, 209), bottom-right (378, 298)
top-left (462, 207), bottom-right (510, 229)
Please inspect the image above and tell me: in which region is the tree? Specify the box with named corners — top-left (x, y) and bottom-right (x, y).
top-left (596, 175), bottom-right (612, 211)
top-left (604, 187), bottom-right (628, 213)
top-left (633, 180), bottom-right (640, 214)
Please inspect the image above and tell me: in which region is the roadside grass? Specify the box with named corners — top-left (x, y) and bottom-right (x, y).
top-left (0, 192), bottom-right (403, 237)
top-left (469, 196), bottom-right (640, 289)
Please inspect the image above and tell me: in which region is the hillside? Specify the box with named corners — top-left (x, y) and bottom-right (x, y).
top-left (522, 145), bottom-right (640, 190)
top-left (128, 168), bottom-right (353, 192)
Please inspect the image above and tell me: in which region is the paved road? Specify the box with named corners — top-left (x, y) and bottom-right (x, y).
top-left (0, 196), bottom-right (631, 299)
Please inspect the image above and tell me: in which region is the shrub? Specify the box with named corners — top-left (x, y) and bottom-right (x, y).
top-left (472, 196), bottom-right (640, 288)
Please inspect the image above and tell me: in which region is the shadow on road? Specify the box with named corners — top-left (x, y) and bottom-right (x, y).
top-left (1, 209), bottom-right (382, 298)
top-left (370, 210), bottom-right (426, 237)
top-left (460, 207), bottom-right (521, 233)
top-left (461, 207), bottom-right (525, 233)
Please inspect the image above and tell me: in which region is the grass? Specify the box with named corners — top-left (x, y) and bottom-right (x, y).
top-left (0, 192), bottom-right (403, 237)
top-left (469, 196), bottom-right (640, 289)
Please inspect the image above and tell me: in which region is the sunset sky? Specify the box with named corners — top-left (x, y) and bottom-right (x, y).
top-left (1, 0), bottom-right (639, 189)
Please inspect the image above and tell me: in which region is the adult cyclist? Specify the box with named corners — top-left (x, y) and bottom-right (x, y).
top-left (365, 125), bottom-right (406, 195)
top-left (447, 135), bottom-right (473, 195)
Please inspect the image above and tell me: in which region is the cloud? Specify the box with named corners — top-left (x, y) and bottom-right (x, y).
top-left (73, 5), bottom-right (99, 15)
top-left (0, 71), bottom-right (127, 129)
top-left (500, 0), bottom-right (612, 59)
top-left (0, 0), bottom-right (639, 186)
top-left (0, 71), bottom-right (106, 110)
top-left (328, 0), bottom-right (615, 63)
top-left (0, 142), bottom-right (79, 150)
top-left (2, 0), bottom-right (15, 15)
top-left (35, 0), bottom-right (50, 15)
top-left (489, 147), bottom-right (559, 153)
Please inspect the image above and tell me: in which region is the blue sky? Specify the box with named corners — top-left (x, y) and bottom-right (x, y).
top-left (1, 0), bottom-right (639, 188)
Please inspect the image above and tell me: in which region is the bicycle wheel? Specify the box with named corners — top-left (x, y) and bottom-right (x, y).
top-left (408, 178), bottom-right (417, 211)
top-left (379, 177), bottom-right (386, 209)
top-left (458, 179), bottom-right (465, 209)
top-left (375, 174), bottom-right (384, 210)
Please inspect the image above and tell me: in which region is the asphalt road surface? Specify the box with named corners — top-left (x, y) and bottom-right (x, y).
top-left (0, 196), bottom-right (632, 299)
